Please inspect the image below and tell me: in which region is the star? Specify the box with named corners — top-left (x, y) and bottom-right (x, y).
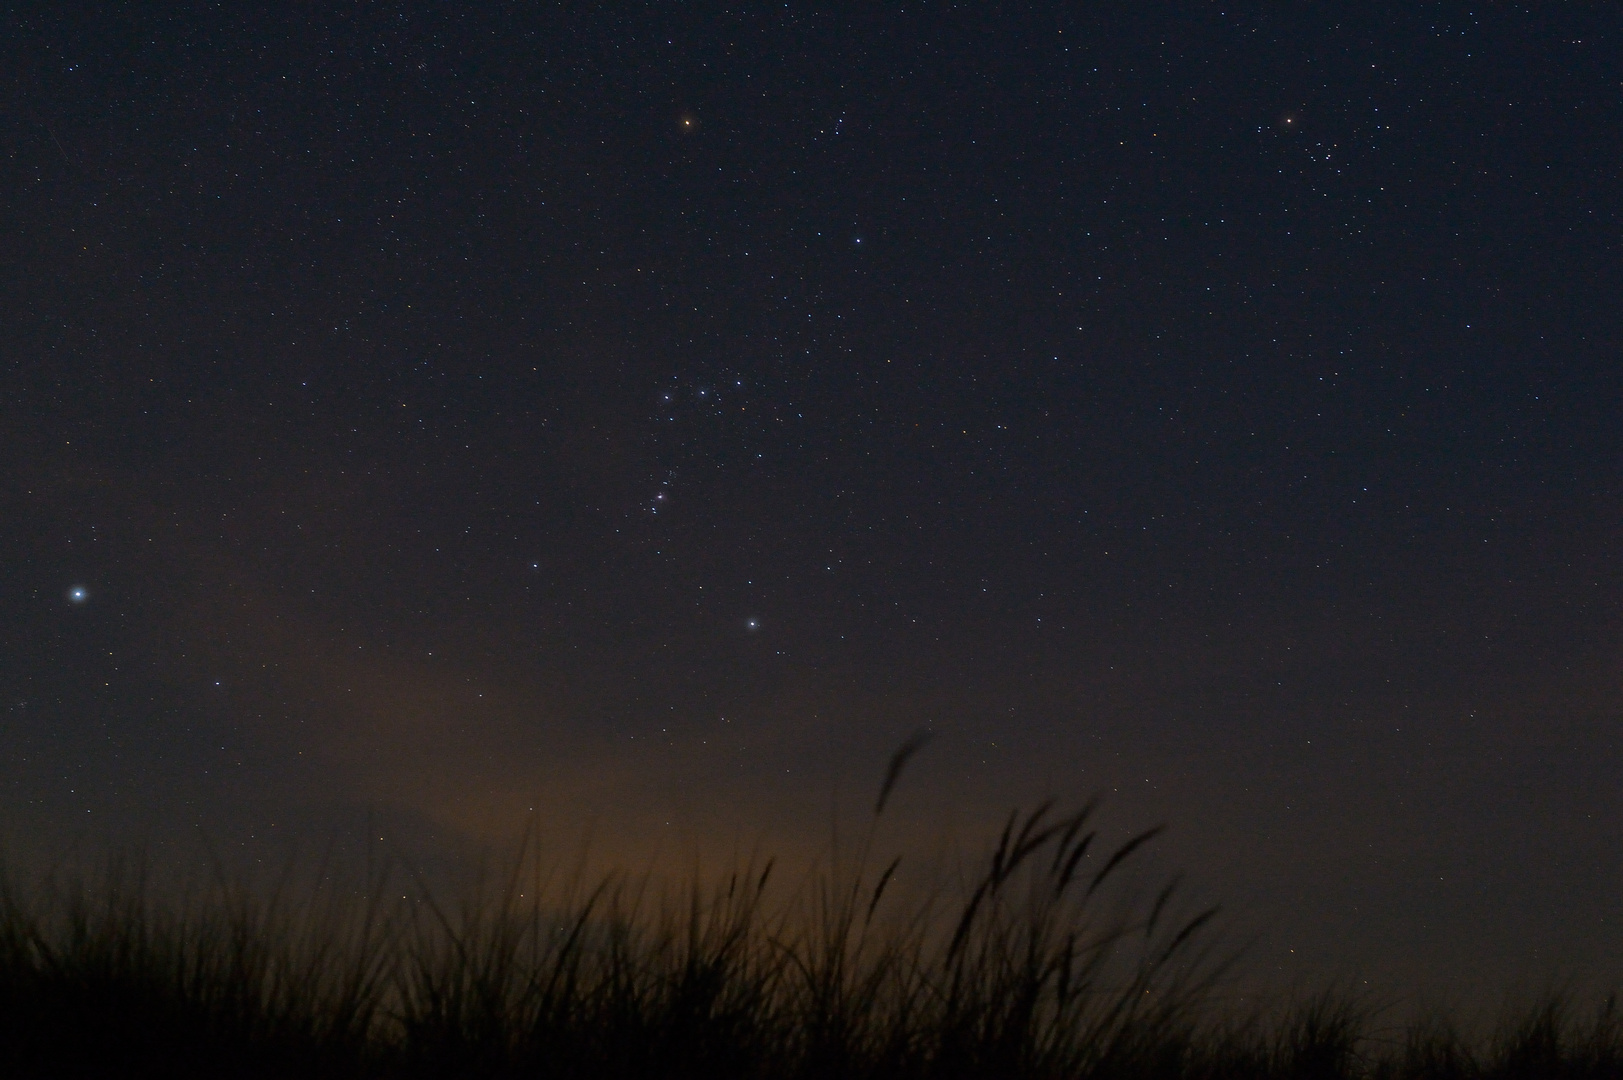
top-left (66, 585), bottom-right (89, 604)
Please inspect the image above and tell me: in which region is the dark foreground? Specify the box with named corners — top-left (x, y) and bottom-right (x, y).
top-left (4, 802), bottom-right (1618, 1079)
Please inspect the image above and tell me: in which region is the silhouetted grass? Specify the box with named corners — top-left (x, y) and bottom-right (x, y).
top-left (2, 747), bottom-right (1618, 1078)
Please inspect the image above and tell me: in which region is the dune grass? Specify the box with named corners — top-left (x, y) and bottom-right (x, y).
top-left (2, 750), bottom-right (1618, 1078)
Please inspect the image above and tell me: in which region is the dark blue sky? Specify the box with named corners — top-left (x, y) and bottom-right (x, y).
top-left (4, 3), bottom-right (1620, 1001)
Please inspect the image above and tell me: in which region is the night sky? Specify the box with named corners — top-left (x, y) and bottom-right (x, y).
top-left (4, 5), bottom-right (1620, 1002)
